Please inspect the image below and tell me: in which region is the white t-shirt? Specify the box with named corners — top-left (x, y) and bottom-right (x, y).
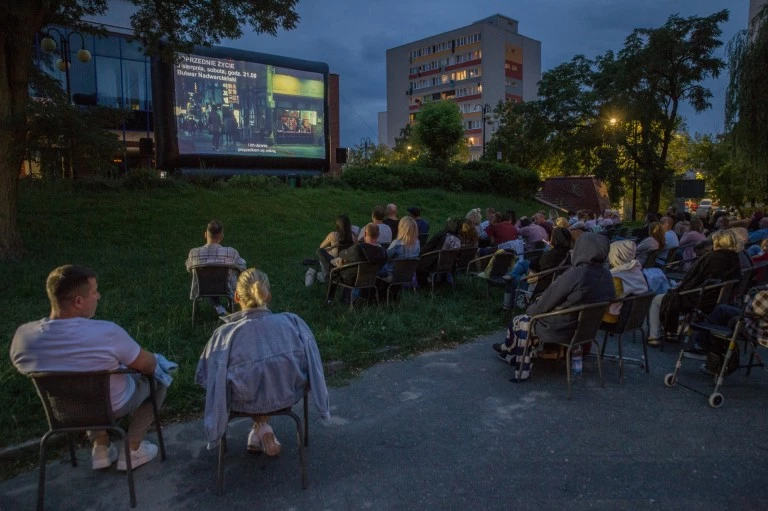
top-left (359, 223), bottom-right (392, 244)
top-left (11, 318), bottom-right (142, 411)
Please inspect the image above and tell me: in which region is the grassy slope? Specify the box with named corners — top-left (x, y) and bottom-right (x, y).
top-left (0, 182), bottom-right (539, 446)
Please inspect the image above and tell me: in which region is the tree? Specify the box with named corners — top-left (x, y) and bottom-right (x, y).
top-left (0, 0), bottom-right (299, 259)
top-left (485, 100), bottom-right (553, 172)
top-left (726, 4), bottom-right (768, 203)
top-left (531, 11), bottom-right (729, 214)
top-left (411, 100), bottom-right (465, 167)
top-left (689, 133), bottom-right (749, 213)
top-left (607, 10), bottom-right (729, 213)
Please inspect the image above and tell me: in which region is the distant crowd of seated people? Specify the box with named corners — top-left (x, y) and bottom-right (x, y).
top-left (488, 204), bottom-right (768, 380)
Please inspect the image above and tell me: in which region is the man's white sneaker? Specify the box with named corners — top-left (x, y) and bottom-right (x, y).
top-left (117, 441), bottom-right (159, 471)
top-left (91, 443), bottom-right (118, 470)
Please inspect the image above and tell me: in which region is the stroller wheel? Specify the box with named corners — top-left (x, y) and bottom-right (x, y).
top-left (663, 373), bottom-right (676, 387)
top-left (708, 392), bottom-right (724, 408)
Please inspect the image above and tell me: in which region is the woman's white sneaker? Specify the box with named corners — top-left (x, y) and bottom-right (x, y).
top-left (117, 441), bottom-right (158, 471)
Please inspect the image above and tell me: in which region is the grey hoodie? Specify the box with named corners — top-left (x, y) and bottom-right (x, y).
top-left (526, 233), bottom-right (616, 343)
top-left (195, 308), bottom-right (330, 446)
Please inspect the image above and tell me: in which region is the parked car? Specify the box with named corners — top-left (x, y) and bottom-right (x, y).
top-left (698, 198), bottom-right (713, 215)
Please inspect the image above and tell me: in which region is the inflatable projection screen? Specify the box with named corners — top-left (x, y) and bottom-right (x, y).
top-left (152, 46), bottom-right (330, 173)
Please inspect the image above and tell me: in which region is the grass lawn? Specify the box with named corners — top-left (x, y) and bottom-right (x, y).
top-left (0, 181), bottom-right (540, 447)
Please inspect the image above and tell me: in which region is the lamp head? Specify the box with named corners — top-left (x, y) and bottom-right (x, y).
top-left (77, 48), bottom-right (92, 63)
top-left (41, 37), bottom-right (57, 52)
top-left (56, 59), bottom-right (69, 72)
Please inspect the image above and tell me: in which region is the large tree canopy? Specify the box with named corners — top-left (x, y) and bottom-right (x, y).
top-left (0, 0), bottom-right (299, 259)
top-left (726, 4), bottom-right (768, 203)
top-left (487, 10), bottom-right (729, 215)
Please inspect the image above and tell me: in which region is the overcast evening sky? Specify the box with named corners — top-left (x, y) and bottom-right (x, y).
top-left (94, 1), bottom-right (749, 147)
top-left (218, 0), bottom-right (746, 148)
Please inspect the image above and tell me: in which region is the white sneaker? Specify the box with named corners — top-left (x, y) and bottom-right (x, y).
top-left (247, 428), bottom-right (262, 453)
top-left (91, 443), bottom-right (118, 470)
top-left (253, 423), bottom-right (281, 456)
top-left (117, 441), bottom-right (159, 471)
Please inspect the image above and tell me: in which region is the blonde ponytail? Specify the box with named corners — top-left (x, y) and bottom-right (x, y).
top-left (236, 269), bottom-right (271, 309)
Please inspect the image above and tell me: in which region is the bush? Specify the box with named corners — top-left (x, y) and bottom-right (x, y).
top-left (226, 174), bottom-right (285, 190)
top-left (122, 167), bottom-right (179, 190)
top-left (304, 175), bottom-right (350, 189)
top-left (461, 161), bottom-right (540, 197)
top-left (341, 165), bottom-right (403, 191)
top-left (339, 161), bottom-right (539, 197)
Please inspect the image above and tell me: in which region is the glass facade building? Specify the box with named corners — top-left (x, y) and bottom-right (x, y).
top-left (36, 26), bottom-right (153, 134)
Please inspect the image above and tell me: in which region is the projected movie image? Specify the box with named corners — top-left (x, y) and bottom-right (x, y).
top-left (173, 53), bottom-right (325, 159)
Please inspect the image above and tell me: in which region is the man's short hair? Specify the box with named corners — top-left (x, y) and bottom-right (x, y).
top-left (372, 206), bottom-right (386, 221)
top-left (365, 223), bottom-right (380, 239)
top-left (386, 204), bottom-right (397, 216)
top-left (46, 265), bottom-right (97, 307)
top-left (760, 217), bottom-right (768, 229)
top-left (206, 220), bottom-right (223, 237)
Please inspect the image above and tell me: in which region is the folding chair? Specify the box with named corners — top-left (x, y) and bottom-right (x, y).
top-left (466, 251), bottom-right (516, 296)
top-left (665, 291), bottom-right (766, 408)
top-left (655, 246), bottom-right (677, 268)
top-left (520, 301), bottom-right (612, 399)
top-left (416, 249), bottom-right (459, 293)
top-left (598, 292), bottom-right (656, 382)
top-left (418, 233), bottom-right (429, 246)
top-left (513, 263), bottom-right (570, 314)
top-left (660, 279), bottom-right (739, 351)
top-left (217, 387), bottom-right (309, 495)
top-left (453, 246), bottom-right (479, 278)
top-left (190, 264), bottom-right (241, 324)
top-left (638, 249), bottom-right (659, 269)
top-left (29, 370), bottom-right (167, 510)
top-left (377, 258), bottom-right (420, 305)
top-left (326, 261), bottom-right (380, 309)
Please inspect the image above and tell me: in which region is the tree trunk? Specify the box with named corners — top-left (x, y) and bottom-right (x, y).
top-left (0, 14), bottom-right (43, 259)
top-left (647, 171), bottom-right (664, 215)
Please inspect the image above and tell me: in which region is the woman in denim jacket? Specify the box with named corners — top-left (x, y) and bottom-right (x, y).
top-left (196, 269), bottom-right (330, 452)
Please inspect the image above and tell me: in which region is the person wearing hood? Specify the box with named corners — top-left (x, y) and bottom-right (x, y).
top-left (500, 227), bottom-right (572, 311)
top-left (604, 240), bottom-right (650, 323)
top-left (647, 229), bottom-right (742, 347)
top-left (196, 269), bottom-right (330, 451)
top-left (494, 233), bottom-right (615, 380)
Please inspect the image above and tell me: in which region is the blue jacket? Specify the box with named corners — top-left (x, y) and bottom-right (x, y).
top-left (195, 308), bottom-right (330, 446)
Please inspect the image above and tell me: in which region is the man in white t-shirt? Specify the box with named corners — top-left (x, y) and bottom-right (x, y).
top-left (10, 265), bottom-right (165, 471)
top-left (358, 205), bottom-right (392, 244)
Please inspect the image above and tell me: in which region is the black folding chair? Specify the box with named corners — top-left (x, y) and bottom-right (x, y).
top-left (599, 292), bottom-right (656, 382)
top-left (522, 301), bottom-right (612, 399)
top-left (29, 370), bottom-right (167, 510)
top-left (326, 261), bottom-right (380, 309)
top-left (660, 279), bottom-right (739, 351)
top-left (416, 249), bottom-right (459, 293)
top-left (466, 251), bottom-right (516, 296)
top-left (453, 246), bottom-right (479, 277)
top-left (512, 263), bottom-right (569, 314)
top-left (418, 233), bottom-right (429, 246)
top-left (217, 386), bottom-right (309, 495)
top-left (377, 258), bottom-right (420, 305)
top-left (190, 264), bottom-right (241, 324)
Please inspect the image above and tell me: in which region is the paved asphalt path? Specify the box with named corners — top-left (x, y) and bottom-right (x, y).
top-left (2, 330), bottom-right (767, 510)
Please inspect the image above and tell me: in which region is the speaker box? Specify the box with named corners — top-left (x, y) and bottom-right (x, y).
top-left (335, 147), bottom-right (348, 164)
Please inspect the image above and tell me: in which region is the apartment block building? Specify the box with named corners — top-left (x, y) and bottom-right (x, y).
top-left (385, 14), bottom-right (541, 160)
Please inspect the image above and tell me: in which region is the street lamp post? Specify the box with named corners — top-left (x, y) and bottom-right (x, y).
top-left (479, 103), bottom-right (492, 158)
top-left (631, 120), bottom-right (639, 222)
top-left (40, 29), bottom-right (92, 103)
top-left (360, 136), bottom-right (373, 165)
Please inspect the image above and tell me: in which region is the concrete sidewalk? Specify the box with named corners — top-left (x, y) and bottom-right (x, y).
top-left (2, 331), bottom-right (767, 510)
